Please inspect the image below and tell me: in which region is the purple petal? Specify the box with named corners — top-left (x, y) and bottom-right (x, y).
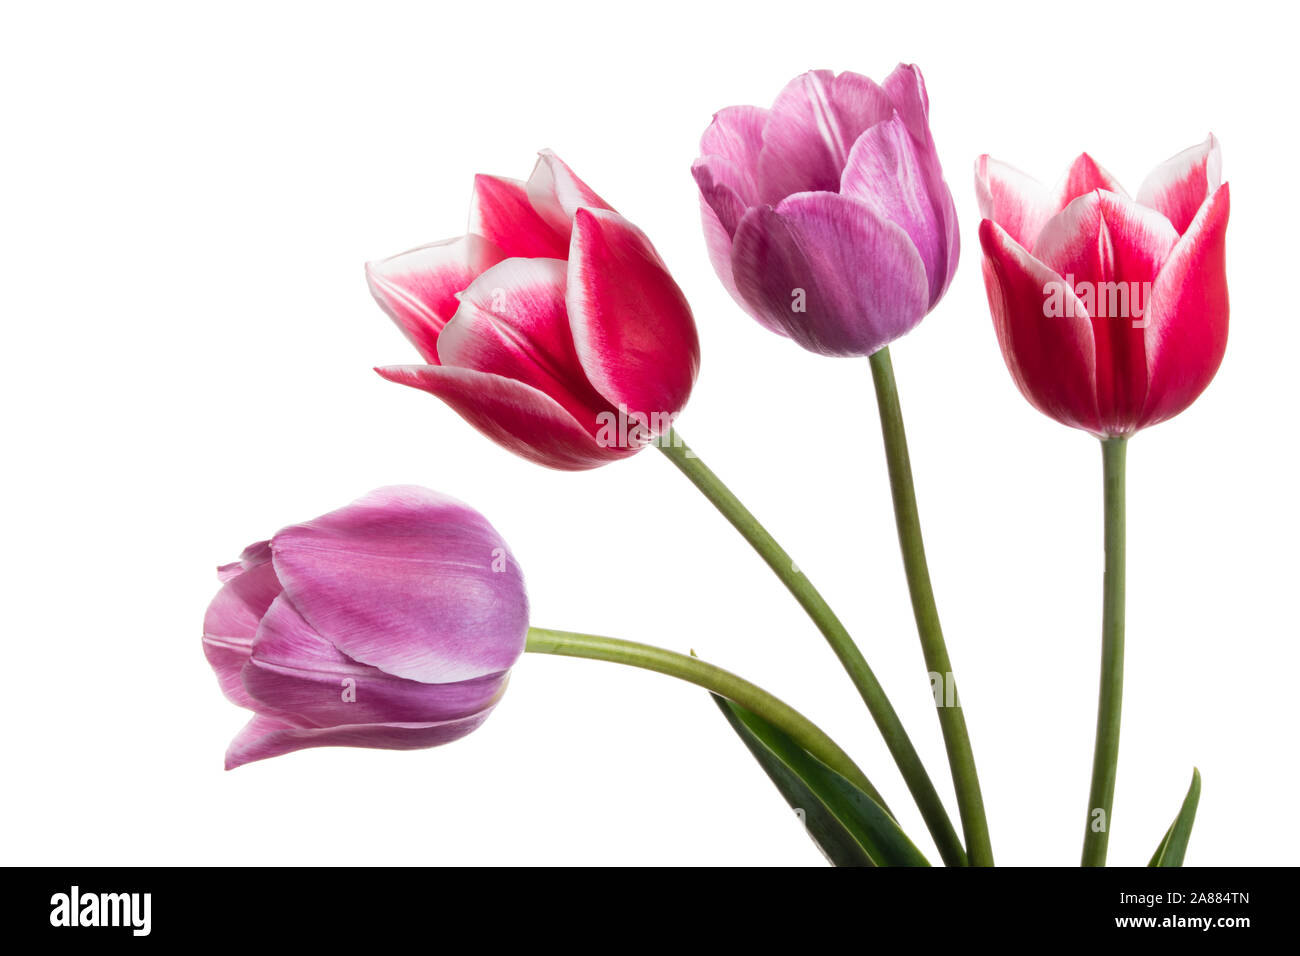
top-left (730, 192), bottom-right (930, 356)
top-left (698, 104), bottom-right (768, 208)
top-left (202, 559), bottom-right (282, 710)
top-left (224, 710), bottom-right (498, 770)
top-left (756, 69), bottom-right (893, 203)
top-left (217, 539), bottom-right (271, 582)
top-left (840, 114), bottom-right (946, 303)
top-left (242, 595), bottom-right (510, 728)
top-left (270, 486), bottom-right (528, 684)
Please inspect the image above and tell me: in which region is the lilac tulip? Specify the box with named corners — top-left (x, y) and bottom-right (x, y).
top-left (693, 65), bottom-right (960, 357)
top-left (203, 486), bottom-right (528, 769)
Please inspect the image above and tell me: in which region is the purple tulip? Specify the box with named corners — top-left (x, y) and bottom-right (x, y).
top-left (693, 65), bottom-right (960, 357)
top-left (202, 486), bottom-right (528, 769)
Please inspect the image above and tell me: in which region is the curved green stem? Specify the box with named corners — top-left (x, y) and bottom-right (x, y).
top-left (656, 428), bottom-right (968, 867)
top-left (868, 346), bottom-right (994, 867)
top-left (1082, 436), bottom-right (1127, 866)
top-left (525, 626), bottom-right (882, 805)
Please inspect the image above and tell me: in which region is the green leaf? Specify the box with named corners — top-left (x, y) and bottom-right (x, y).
top-left (1149, 768), bottom-right (1202, 867)
top-left (710, 693), bottom-right (929, 867)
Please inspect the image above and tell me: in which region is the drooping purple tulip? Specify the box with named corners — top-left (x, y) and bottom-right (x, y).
top-left (693, 65), bottom-right (960, 357)
top-left (202, 486), bottom-right (528, 769)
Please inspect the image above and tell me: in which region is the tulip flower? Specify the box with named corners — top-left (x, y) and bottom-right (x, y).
top-left (202, 486), bottom-right (528, 769)
top-left (976, 135), bottom-right (1229, 436)
top-left (977, 137), bottom-right (1229, 865)
top-left (693, 65), bottom-right (960, 357)
top-left (367, 151), bottom-right (699, 471)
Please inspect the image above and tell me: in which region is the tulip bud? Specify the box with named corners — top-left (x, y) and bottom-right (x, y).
top-left (976, 136), bottom-right (1229, 436)
top-left (367, 151), bottom-right (700, 470)
top-left (202, 486), bottom-right (528, 769)
top-left (693, 65), bottom-right (960, 357)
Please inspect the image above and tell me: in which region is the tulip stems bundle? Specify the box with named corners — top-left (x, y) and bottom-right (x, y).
top-left (1082, 437), bottom-right (1127, 866)
top-left (868, 347), bottom-right (994, 867)
top-left (657, 427), bottom-right (968, 867)
top-left (524, 627), bottom-right (881, 803)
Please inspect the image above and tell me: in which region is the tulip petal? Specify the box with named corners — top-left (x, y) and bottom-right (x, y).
top-left (526, 149), bottom-right (613, 237)
top-left (224, 709), bottom-right (496, 770)
top-left (567, 208), bottom-right (699, 422)
top-left (469, 175), bottom-right (570, 259)
top-left (1136, 134), bottom-right (1222, 236)
top-left (366, 236), bottom-right (505, 363)
top-left (1056, 153), bottom-right (1128, 207)
top-left (978, 220), bottom-right (1102, 433)
top-left (692, 157), bottom-right (754, 240)
top-left (1033, 191), bottom-right (1180, 430)
top-left (438, 257), bottom-right (616, 430)
top-left (203, 559), bottom-right (282, 709)
top-left (879, 63), bottom-right (960, 306)
top-left (270, 485), bottom-right (528, 684)
top-left (975, 155), bottom-right (1057, 251)
top-left (692, 164), bottom-right (750, 309)
top-left (841, 114), bottom-right (946, 304)
top-left (881, 63), bottom-right (932, 146)
top-left (217, 539), bottom-right (272, 582)
top-left (1139, 183), bottom-right (1230, 428)
top-left (730, 192), bottom-right (929, 356)
top-left (699, 105), bottom-right (767, 208)
top-left (757, 69), bottom-right (893, 203)
top-left (376, 364), bottom-right (635, 469)
top-left (242, 595), bottom-right (510, 728)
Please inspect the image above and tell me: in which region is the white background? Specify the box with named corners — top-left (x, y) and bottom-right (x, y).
top-left (3, 0), bottom-right (1295, 867)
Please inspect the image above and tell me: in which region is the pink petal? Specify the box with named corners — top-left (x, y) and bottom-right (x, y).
top-left (1138, 183), bottom-right (1230, 429)
top-left (242, 595), bottom-right (510, 728)
top-left (1032, 191), bottom-right (1180, 432)
top-left (203, 559), bottom-right (282, 709)
top-left (692, 156), bottom-right (754, 239)
top-left (881, 63), bottom-right (932, 146)
top-left (975, 155), bottom-right (1057, 251)
top-left (692, 164), bottom-right (749, 308)
top-left (698, 104), bottom-right (767, 208)
top-left (840, 114), bottom-right (946, 304)
top-left (978, 220), bottom-right (1102, 433)
top-left (469, 174), bottom-right (570, 259)
top-left (376, 363), bottom-right (634, 469)
top-left (224, 709), bottom-right (498, 770)
top-left (1136, 134), bottom-right (1222, 235)
top-left (270, 486), bottom-right (528, 684)
top-left (437, 257), bottom-right (616, 430)
top-left (217, 539), bottom-right (271, 582)
top-left (730, 191), bottom-right (930, 356)
top-left (567, 208), bottom-right (699, 423)
top-left (1055, 153), bottom-right (1128, 208)
top-left (756, 69), bottom-right (893, 203)
top-left (694, 107), bottom-right (770, 310)
top-left (525, 149), bottom-right (613, 237)
top-left (366, 236), bottom-right (505, 363)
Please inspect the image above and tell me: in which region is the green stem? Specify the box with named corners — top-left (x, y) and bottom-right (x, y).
top-left (868, 346), bottom-right (994, 867)
top-left (1082, 436), bottom-right (1127, 866)
top-left (656, 428), bottom-right (968, 867)
top-left (525, 626), bottom-right (882, 804)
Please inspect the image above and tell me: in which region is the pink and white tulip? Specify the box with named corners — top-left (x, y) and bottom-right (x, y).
top-left (203, 486), bottom-right (528, 769)
top-left (693, 65), bottom-right (960, 357)
top-left (976, 136), bottom-right (1229, 436)
top-left (368, 151), bottom-right (700, 470)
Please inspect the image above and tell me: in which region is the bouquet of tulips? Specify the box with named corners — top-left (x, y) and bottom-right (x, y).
top-left (203, 65), bottom-right (1228, 867)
